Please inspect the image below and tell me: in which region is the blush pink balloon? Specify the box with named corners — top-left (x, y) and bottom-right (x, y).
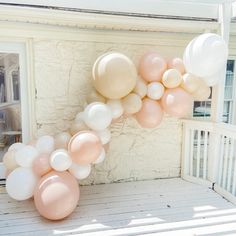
top-left (161, 88), bottom-right (193, 118)
top-left (32, 153), bottom-right (52, 176)
top-left (139, 52), bottom-right (167, 82)
top-left (34, 171), bottom-right (79, 220)
top-left (68, 131), bottom-right (102, 165)
top-left (168, 58), bottom-right (185, 74)
top-left (135, 98), bottom-right (164, 128)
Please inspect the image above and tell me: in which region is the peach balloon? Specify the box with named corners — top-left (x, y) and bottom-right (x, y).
top-left (32, 153), bottom-right (52, 176)
top-left (34, 171), bottom-right (79, 220)
top-left (68, 131), bottom-right (102, 165)
top-left (122, 93), bottom-right (142, 114)
top-left (161, 88), bottom-right (193, 118)
top-left (3, 151), bottom-right (18, 171)
top-left (139, 52), bottom-right (167, 82)
top-left (168, 58), bottom-right (185, 74)
top-left (181, 73), bottom-right (201, 94)
top-left (162, 69), bottom-right (182, 89)
top-left (135, 98), bottom-right (164, 128)
top-left (93, 52), bottom-right (137, 99)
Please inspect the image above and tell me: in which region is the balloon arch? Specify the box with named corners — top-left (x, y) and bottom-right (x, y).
top-left (3, 33), bottom-right (228, 220)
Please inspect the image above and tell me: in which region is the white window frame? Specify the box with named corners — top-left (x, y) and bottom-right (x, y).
top-left (0, 41), bottom-right (32, 179)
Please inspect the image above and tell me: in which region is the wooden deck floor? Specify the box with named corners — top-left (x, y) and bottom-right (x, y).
top-left (1, 178), bottom-right (236, 236)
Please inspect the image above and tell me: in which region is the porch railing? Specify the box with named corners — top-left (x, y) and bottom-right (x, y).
top-left (182, 120), bottom-right (236, 203)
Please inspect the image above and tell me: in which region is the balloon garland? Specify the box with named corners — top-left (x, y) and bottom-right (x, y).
top-left (2, 33), bottom-right (227, 220)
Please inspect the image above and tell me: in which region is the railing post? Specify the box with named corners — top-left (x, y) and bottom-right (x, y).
top-left (181, 122), bottom-right (190, 179)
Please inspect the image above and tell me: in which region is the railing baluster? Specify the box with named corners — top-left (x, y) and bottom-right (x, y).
top-left (222, 136), bottom-right (230, 189)
top-left (203, 131), bottom-right (208, 180)
top-left (189, 129), bottom-right (194, 176)
top-left (218, 135), bottom-right (225, 186)
top-left (196, 129), bottom-right (201, 178)
top-left (227, 138), bottom-right (234, 192)
top-left (231, 140), bottom-right (236, 195)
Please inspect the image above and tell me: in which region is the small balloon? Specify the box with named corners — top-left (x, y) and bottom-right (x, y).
top-left (83, 102), bottom-right (112, 131)
top-left (192, 82), bottom-right (211, 101)
top-left (54, 132), bottom-right (72, 149)
top-left (93, 148), bottom-right (106, 164)
top-left (3, 151), bottom-right (18, 171)
top-left (181, 73), bottom-right (201, 94)
top-left (50, 149), bottom-right (72, 172)
top-left (68, 131), bottom-right (102, 165)
top-left (168, 58), bottom-right (185, 74)
top-left (139, 52), bottom-right (167, 82)
top-left (69, 163), bottom-right (91, 180)
top-left (122, 93), bottom-right (142, 114)
top-left (162, 69), bottom-right (182, 89)
top-left (133, 78), bottom-right (147, 98)
top-left (15, 145), bottom-right (39, 168)
top-left (6, 167), bottom-right (38, 201)
top-left (34, 171), bottom-right (79, 220)
top-left (147, 82), bottom-right (165, 100)
top-left (96, 129), bottom-right (111, 145)
top-left (36, 135), bottom-right (55, 154)
top-left (135, 98), bottom-right (164, 128)
top-left (161, 88), bottom-right (193, 117)
top-left (106, 99), bottom-right (124, 119)
top-left (32, 153), bottom-right (52, 176)
top-left (8, 142), bottom-right (25, 152)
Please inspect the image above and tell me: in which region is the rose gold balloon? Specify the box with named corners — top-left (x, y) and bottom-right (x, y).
top-left (168, 58), bottom-right (185, 74)
top-left (135, 98), bottom-right (164, 128)
top-left (139, 52), bottom-right (167, 82)
top-left (161, 88), bottom-right (193, 118)
top-left (34, 171), bottom-right (79, 220)
top-left (32, 153), bottom-right (52, 176)
top-left (3, 151), bottom-right (18, 171)
top-left (68, 131), bottom-right (102, 165)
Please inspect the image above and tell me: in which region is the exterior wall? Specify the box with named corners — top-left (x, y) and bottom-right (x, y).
top-left (33, 35), bottom-right (188, 185)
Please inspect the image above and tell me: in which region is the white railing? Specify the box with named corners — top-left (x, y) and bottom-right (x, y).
top-left (182, 120), bottom-right (236, 203)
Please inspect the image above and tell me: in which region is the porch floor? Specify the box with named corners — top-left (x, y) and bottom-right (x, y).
top-left (1, 178), bottom-right (236, 236)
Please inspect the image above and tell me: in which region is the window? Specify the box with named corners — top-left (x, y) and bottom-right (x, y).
top-left (193, 60), bottom-right (235, 124)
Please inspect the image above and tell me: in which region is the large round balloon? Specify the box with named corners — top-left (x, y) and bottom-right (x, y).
top-left (161, 88), bottom-right (193, 118)
top-left (93, 52), bottom-right (137, 99)
top-left (136, 98), bottom-right (164, 128)
top-left (183, 33), bottom-right (228, 78)
top-left (139, 52), bottom-right (167, 82)
top-left (68, 131), bottom-right (102, 165)
top-left (34, 171), bottom-right (79, 220)
top-left (83, 102), bottom-right (112, 131)
top-left (6, 167), bottom-right (38, 201)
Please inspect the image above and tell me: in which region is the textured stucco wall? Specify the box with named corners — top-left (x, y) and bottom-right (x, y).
top-left (33, 35), bottom-right (186, 185)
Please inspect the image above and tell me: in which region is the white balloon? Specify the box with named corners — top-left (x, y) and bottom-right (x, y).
top-left (8, 143), bottom-right (25, 152)
top-left (50, 149), bottom-right (72, 171)
top-left (96, 129), bottom-right (111, 145)
top-left (201, 72), bottom-right (221, 86)
top-left (75, 112), bottom-right (85, 122)
top-left (93, 148), bottom-right (106, 164)
top-left (6, 167), bottom-right (38, 201)
top-left (147, 82), bottom-right (165, 100)
top-left (54, 132), bottom-right (72, 149)
top-left (15, 145), bottom-right (39, 167)
top-left (106, 99), bottom-right (124, 119)
top-left (69, 163), bottom-right (91, 180)
top-left (36, 135), bottom-right (55, 154)
top-left (133, 78), bottom-right (147, 98)
top-left (83, 102), bottom-right (112, 131)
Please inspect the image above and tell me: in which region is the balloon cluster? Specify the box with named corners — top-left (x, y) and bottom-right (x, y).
top-left (2, 33), bottom-right (227, 221)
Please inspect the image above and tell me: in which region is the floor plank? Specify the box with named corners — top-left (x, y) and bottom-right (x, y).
top-left (0, 178), bottom-right (236, 236)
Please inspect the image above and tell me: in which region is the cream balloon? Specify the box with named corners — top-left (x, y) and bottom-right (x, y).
top-left (54, 132), bottom-right (72, 149)
top-left (192, 83), bottom-right (211, 101)
top-left (93, 52), bottom-right (137, 99)
top-left (83, 102), bottom-right (112, 131)
top-left (50, 149), bottom-right (72, 172)
top-left (36, 135), bottom-right (55, 154)
top-left (96, 129), bottom-right (111, 145)
top-left (106, 99), bottom-right (124, 119)
top-left (3, 151), bottom-right (18, 171)
top-left (162, 69), bottom-right (182, 88)
top-left (69, 163), bottom-right (91, 180)
top-left (147, 82), bottom-right (165, 100)
top-left (93, 148), bottom-right (106, 164)
top-left (181, 73), bottom-right (201, 94)
top-left (6, 167), bottom-right (38, 201)
top-left (122, 93), bottom-right (142, 114)
top-left (133, 78), bottom-right (147, 98)
top-left (8, 142), bottom-right (25, 152)
top-left (15, 145), bottom-right (39, 168)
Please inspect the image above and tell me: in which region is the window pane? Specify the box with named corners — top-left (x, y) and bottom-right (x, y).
top-left (193, 101), bottom-right (211, 117)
